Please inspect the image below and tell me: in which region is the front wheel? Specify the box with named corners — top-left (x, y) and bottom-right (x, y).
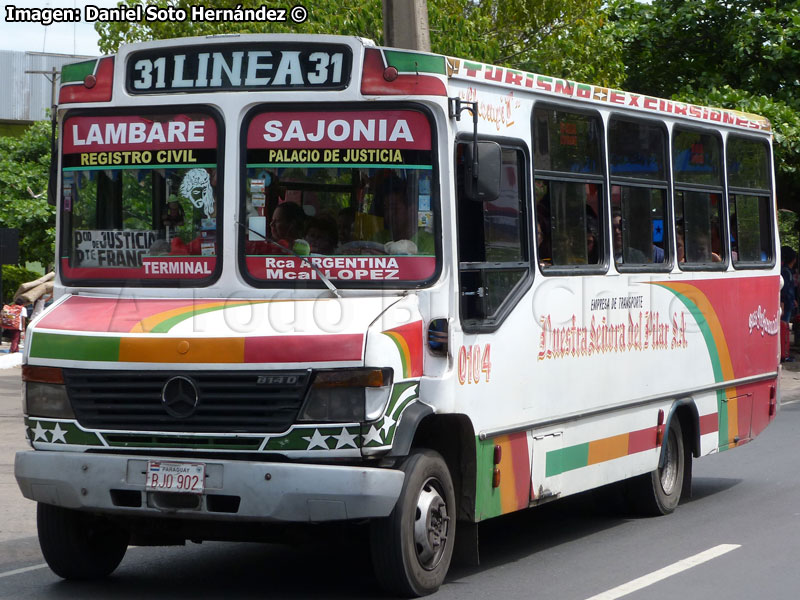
top-left (370, 449), bottom-right (456, 597)
top-left (37, 503), bottom-right (129, 580)
top-left (628, 418), bottom-right (686, 516)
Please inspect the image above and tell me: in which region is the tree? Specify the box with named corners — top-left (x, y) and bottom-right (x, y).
top-left (0, 121), bottom-right (56, 269)
top-left (607, 0), bottom-right (800, 210)
top-left (97, 0), bottom-right (625, 86)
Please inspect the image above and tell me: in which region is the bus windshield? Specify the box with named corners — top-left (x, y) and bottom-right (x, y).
top-left (242, 108), bottom-right (437, 286)
top-left (59, 110), bottom-right (221, 284)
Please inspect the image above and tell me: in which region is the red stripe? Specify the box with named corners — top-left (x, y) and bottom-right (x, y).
top-left (628, 426), bottom-right (659, 454)
top-left (37, 296), bottom-right (199, 333)
top-left (59, 57), bottom-right (114, 103)
top-left (243, 334), bottom-right (363, 363)
top-left (700, 413), bottom-right (719, 435)
top-left (386, 321), bottom-right (423, 377)
top-left (360, 49), bottom-right (447, 96)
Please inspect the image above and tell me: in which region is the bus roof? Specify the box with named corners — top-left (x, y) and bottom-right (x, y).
top-left (58, 33), bottom-right (771, 134)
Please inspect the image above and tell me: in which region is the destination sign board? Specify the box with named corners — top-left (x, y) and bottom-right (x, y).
top-left (126, 43), bottom-right (352, 93)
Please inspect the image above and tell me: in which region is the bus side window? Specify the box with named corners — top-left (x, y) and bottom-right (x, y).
top-left (533, 106), bottom-right (604, 269)
top-left (727, 136), bottom-right (773, 266)
top-left (673, 128), bottom-right (726, 269)
top-left (608, 117), bottom-right (669, 269)
top-left (456, 143), bottom-right (530, 331)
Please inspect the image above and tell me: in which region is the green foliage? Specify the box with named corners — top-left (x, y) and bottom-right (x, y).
top-left (778, 209), bottom-right (799, 251)
top-left (96, 0), bottom-right (625, 86)
top-left (0, 122), bottom-right (56, 269)
top-left (607, 0), bottom-right (800, 215)
top-left (0, 265), bottom-right (41, 304)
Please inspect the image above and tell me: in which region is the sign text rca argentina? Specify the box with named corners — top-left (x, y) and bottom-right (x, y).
top-left (126, 43), bottom-right (352, 93)
top-left (62, 115), bottom-right (217, 168)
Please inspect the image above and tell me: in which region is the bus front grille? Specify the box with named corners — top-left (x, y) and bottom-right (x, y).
top-left (63, 369), bottom-right (311, 433)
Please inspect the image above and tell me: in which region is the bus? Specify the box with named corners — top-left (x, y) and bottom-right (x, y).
top-left (15, 34), bottom-right (780, 596)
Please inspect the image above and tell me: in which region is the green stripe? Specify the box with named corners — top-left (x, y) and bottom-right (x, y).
top-left (475, 437), bottom-right (503, 520)
top-left (61, 60), bottom-right (97, 83)
top-left (383, 50), bottom-right (446, 75)
top-left (30, 332), bottom-right (120, 362)
top-left (247, 163), bottom-right (432, 170)
top-left (546, 443), bottom-right (589, 477)
top-left (64, 164), bottom-right (215, 172)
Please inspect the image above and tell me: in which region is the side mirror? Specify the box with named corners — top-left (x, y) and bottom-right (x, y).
top-left (463, 141), bottom-right (501, 202)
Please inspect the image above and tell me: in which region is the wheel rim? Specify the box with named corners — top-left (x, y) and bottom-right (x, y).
top-left (659, 428), bottom-right (678, 495)
top-left (412, 476), bottom-right (450, 570)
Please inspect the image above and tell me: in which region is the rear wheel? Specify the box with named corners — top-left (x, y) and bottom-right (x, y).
top-left (629, 419), bottom-right (686, 516)
top-left (370, 449), bottom-right (456, 597)
top-left (37, 503), bottom-right (129, 580)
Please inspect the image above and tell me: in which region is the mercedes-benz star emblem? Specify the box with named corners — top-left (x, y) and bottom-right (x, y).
top-left (161, 376), bottom-right (200, 418)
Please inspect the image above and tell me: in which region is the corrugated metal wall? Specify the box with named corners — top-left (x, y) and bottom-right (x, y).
top-left (0, 50), bottom-right (94, 123)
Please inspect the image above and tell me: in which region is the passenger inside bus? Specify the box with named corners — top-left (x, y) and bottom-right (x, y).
top-left (374, 176), bottom-right (434, 255)
top-left (612, 210), bottom-right (665, 264)
top-left (305, 216), bottom-right (338, 255)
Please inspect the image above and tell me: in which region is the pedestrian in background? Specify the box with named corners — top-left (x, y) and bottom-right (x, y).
top-left (780, 246), bottom-right (797, 362)
top-left (1, 298), bottom-right (28, 353)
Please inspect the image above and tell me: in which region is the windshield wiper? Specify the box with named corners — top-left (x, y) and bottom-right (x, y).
top-left (237, 221), bottom-right (341, 298)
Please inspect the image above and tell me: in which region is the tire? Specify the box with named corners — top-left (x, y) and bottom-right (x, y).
top-left (37, 503), bottom-right (129, 580)
top-left (370, 449), bottom-right (456, 597)
top-left (628, 418), bottom-right (686, 516)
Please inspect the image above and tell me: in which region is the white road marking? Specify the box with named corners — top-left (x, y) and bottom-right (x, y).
top-left (0, 563), bottom-right (48, 579)
top-left (585, 544), bottom-right (741, 600)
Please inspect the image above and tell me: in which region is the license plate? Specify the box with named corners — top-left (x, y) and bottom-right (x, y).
top-left (146, 460), bottom-right (205, 494)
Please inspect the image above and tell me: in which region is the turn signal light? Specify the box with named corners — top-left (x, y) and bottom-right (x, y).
top-left (22, 365), bottom-right (64, 384)
top-left (492, 466), bottom-right (501, 488)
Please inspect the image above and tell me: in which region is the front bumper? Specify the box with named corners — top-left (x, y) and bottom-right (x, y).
top-left (15, 450), bottom-right (404, 522)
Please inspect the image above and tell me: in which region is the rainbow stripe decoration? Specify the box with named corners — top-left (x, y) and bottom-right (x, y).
top-left (382, 321), bottom-right (424, 378)
top-left (654, 281), bottom-right (737, 449)
top-left (29, 332), bottom-right (363, 364)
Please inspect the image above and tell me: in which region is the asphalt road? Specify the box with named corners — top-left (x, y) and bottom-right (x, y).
top-left (1, 365), bottom-right (799, 599)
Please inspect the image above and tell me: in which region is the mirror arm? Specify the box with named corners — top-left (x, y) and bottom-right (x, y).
top-left (448, 97), bottom-right (480, 182)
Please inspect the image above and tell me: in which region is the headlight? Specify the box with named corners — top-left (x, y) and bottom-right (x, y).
top-left (298, 368), bottom-right (393, 423)
top-left (22, 365), bottom-right (74, 418)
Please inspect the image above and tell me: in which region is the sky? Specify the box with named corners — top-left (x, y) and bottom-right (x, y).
top-left (1, 1), bottom-right (122, 56)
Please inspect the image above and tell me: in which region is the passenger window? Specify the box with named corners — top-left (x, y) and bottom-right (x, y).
top-left (727, 136), bottom-right (773, 266)
top-left (457, 144), bottom-right (530, 331)
top-left (533, 107), bottom-right (604, 269)
top-left (673, 128), bottom-right (725, 268)
top-left (609, 118), bottom-right (669, 268)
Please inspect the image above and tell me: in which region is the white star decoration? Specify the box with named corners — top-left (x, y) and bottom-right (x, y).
top-left (302, 429), bottom-right (330, 450)
top-left (380, 414), bottom-right (396, 436)
top-left (363, 425), bottom-right (384, 446)
top-left (49, 423), bottom-right (67, 444)
top-left (31, 421), bottom-right (48, 441)
top-left (333, 428), bottom-right (358, 449)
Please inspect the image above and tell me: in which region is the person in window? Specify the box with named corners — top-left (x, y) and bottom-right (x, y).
top-left (305, 216), bottom-right (338, 255)
top-left (586, 214), bottom-right (599, 264)
top-left (613, 210), bottom-right (665, 264)
top-left (376, 177), bottom-right (434, 255)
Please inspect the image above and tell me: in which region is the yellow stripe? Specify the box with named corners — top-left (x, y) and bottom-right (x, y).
top-left (496, 436), bottom-right (520, 514)
top-left (118, 337), bottom-right (245, 363)
top-left (588, 433), bottom-right (629, 465)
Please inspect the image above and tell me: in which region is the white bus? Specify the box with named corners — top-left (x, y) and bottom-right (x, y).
top-left (16, 34), bottom-right (779, 596)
